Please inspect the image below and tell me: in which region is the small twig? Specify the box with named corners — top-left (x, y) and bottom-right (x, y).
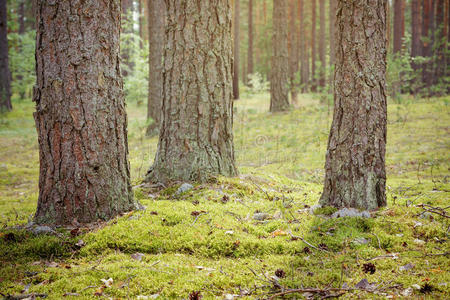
top-left (288, 231), bottom-right (330, 253)
top-left (225, 211), bottom-right (242, 222)
top-left (191, 212), bottom-right (208, 226)
top-left (268, 288), bottom-right (354, 300)
top-left (4, 293), bottom-right (48, 300)
top-left (369, 233), bottom-right (382, 251)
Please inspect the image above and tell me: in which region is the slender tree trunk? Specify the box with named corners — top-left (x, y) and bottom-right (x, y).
top-left (320, 0), bottom-right (387, 210)
top-left (299, 0), bottom-right (308, 92)
top-left (311, 0), bottom-right (317, 91)
top-left (18, 1), bottom-right (25, 34)
top-left (0, 0), bottom-right (11, 112)
top-left (393, 0), bottom-right (405, 54)
top-left (422, 0), bottom-right (433, 88)
top-left (146, 0), bottom-right (166, 135)
top-left (329, 0), bottom-right (336, 88)
top-left (247, 0), bottom-right (254, 78)
top-left (270, 0), bottom-right (290, 112)
top-left (121, 0), bottom-right (133, 77)
top-left (146, 0), bottom-right (237, 184)
top-left (435, 0), bottom-right (446, 86)
top-left (233, 0), bottom-right (240, 100)
top-left (25, 0), bottom-right (35, 31)
top-left (411, 0), bottom-right (422, 61)
top-left (288, 0), bottom-right (298, 105)
top-left (319, 0), bottom-right (325, 88)
top-left (34, 0), bottom-right (137, 225)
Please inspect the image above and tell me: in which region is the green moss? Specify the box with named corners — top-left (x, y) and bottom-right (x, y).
top-left (313, 205), bottom-right (338, 216)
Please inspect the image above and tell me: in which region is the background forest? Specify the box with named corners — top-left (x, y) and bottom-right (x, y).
top-left (0, 0), bottom-right (449, 299)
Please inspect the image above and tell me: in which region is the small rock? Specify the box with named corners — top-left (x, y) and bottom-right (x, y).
top-left (224, 294), bottom-right (239, 300)
top-left (75, 239), bottom-right (85, 248)
top-left (225, 230), bottom-right (234, 235)
top-left (352, 237), bottom-right (369, 245)
top-left (411, 284), bottom-right (421, 290)
top-left (399, 263), bottom-right (415, 271)
top-left (331, 208), bottom-right (371, 218)
top-left (413, 239), bottom-right (425, 245)
top-left (400, 288), bottom-right (413, 296)
top-left (32, 225), bottom-right (56, 235)
top-left (396, 233), bottom-right (404, 237)
top-left (253, 213), bottom-right (271, 221)
top-left (355, 278), bottom-right (370, 289)
top-left (309, 204), bottom-right (322, 214)
top-left (413, 221), bottom-right (423, 228)
top-left (131, 253), bottom-right (145, 261)
top-left (177, 183), bottom-right (193, 194)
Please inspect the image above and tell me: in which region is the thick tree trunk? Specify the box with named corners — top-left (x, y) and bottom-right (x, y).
top-left (422, 0), bottom-right (434, 88)
top-left (393, 0), bottom-right (405, 54)
top-left (319, 0), bottom-right (325, 88)
top-left (146, 0), bottom-right (166, 135)
top-left (233, 0), bottom-right (240, 100)
top-left (0, 0), bottom-right (11, 112)
top-left (311, 0), bottom-right (317, 91)
top-left (33, 0), bottom-right (137, 225)
top-left (146, 0), bottom-right (237, 184)
top-left (270, 0), bottom-right (289, 112)
top-left (435, 0), bottom-right (446, 86)
top-left (320, 0), bottom-right (387, 210)
top-left (329, 0), bottom-right (336, 88)
top-left (288, 0), bottom-right (298, 105)
top-left (411, 0), bottom-right (421, 61)
top-left (247, 0), bottom-right (254, 78)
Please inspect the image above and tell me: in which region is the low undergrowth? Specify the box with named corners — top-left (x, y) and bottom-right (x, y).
top-left (0, 94), bottom-right (449, 299)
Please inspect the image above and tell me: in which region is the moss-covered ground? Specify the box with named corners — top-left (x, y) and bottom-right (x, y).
top-left (0, 93), bottom-right (449, 299)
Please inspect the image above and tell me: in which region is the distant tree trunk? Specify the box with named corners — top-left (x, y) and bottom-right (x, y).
top-left (422, 0), bottom-right (436, 89)
top-left (329, 0), bottom-right (336, 87)
top-left (270, 0), bottom-right (290, 112)
top-left (121, 0), bottom-right (133, 77)
top-left (435, 0), bottom-right (446, 85)
top-left (247, 0), bottom-right (254, 78)
top-left (34, 0), bottom-right (137, 225)
top-left (288, 0), bottom-right (298, 105)
top-left (311, 0), bottom-right (317, 91)
top-left (138, 0), bottom-right (143, 48)
top-left (233, 0), bottom-right (240, 100)
top-left (298, 0), bottom-right (308, 92)
top-left (393, 0), bottom-right (405, 54)
top-left (411, 0), bottom-right (421, 64)
top-left (0, 0), bottom-right (11, 112)
top-left (24, 0), bottom-right (35, 31)
top-left (146, 0), bottom-right (165, 135)
top-left (320, 0), bottom-right (387, 210)
top-left (146, 0), bottom-right (237, 184)
top-left (18, 1), bottom-right (25, 34)
top-left (319, 0), bottom-right (325, 88)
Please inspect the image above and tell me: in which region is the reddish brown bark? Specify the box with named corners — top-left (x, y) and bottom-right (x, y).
top-left (319, 0), bottom-right (325, 87)
top-left (248, 0), bottom-right (254, 77)
top-left (393, 0), bottom-right (405, 54)
top-left (411, 0), bottom-right (422, 60)
top-left (34, 0), bottom-right (137, 225)
top-left (311, 0), bottom-right (317, 91)
top-left (288, 0), bottom-right (298, 104)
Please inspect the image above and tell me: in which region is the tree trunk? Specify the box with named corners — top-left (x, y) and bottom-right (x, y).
top-left (311, 0), bottom-right (317, 91)
top-left (435, 0), bottom-right (446, 86)
top-left (411, 0), bottom-right (421, 61)
top-left (18, 1), bottom-right (25, 34)
top-left (320, 0), bottom-right (387, 210)
top-left (329, 0), bottom-right (336, 88)
top-left (121, 0), bottom-right (133, 77)
top-left (270, 0), bottom-right (290, 112)
top-left (233, 0), bottom-right (240, 100)
top-left (0, 0), bottom-right (11, 112)
top-left (146, 0), bottom-right (166, 135)
top-left (319, 0), bottom-right (325, 88)
top-left (146, 0), bottom-right (237, 184)
top-left (33, 0), bottom-right (137, 225)
top-left (288, 0), bottom-right (298, 105)
top-left (298, 0), bottom-right (308, 92)
top-left (422, 0), bottom-right (434, 88)
top-left (247, 0), bottom-right (254, 78)
top-left (393, 0), bottom-right (405, 54)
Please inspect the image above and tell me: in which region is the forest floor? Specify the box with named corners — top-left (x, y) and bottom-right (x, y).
top-left (0, 93), bottom-right (449, 299)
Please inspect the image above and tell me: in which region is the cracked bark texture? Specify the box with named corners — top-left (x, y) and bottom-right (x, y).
top-left (33, 0), bottom-right (136, 225)
top-left (270, 0), bottom-right (289, 112)
top-left (0, 0), bottom-right (11, 112)
top-left (146, 0), bottom-right (166, 135)
top-left (320, 0), bottom-right (387, 210)
top-left (146, 0), bottom-right (237, 184)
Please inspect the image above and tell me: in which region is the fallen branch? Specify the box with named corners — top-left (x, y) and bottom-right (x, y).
top-left (288, 231), bottom-right (330, 253)
top-left (191, 212), bottom-right (208, 226)
top-left (4, 294), bottom-right (48, 300)
top-left (268, 288), bottom-right (353, 300)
